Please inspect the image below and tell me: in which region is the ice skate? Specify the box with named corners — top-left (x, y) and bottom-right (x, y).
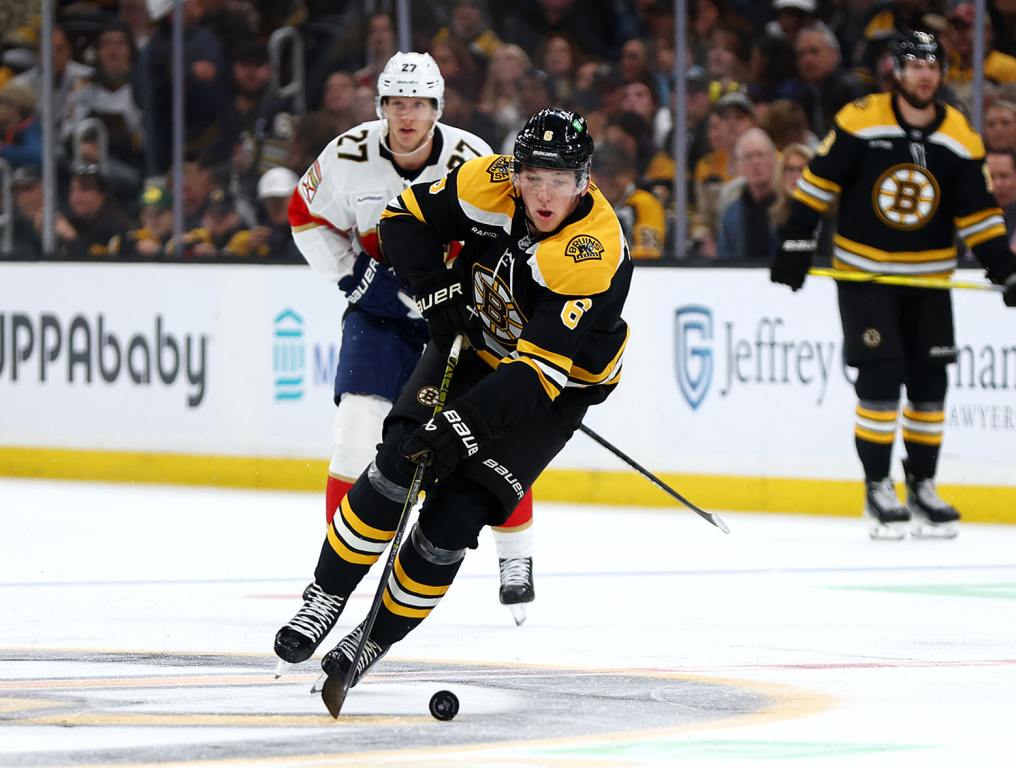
top-left (316, 622), bottom-right (390, 690)
top-left (274, 582), bottom-right (347, 673)
top-left (904, 461), bottom-right (959, 539)
top-left (499, 556), bottom-right (534, 626)
top-left (865, 478), bottom-right (910, 540)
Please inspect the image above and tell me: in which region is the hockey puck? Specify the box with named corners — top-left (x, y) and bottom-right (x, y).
top-left (429, 690), bottom-right (459, 721)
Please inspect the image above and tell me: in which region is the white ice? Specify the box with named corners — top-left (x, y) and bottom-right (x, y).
top-left (2, 477), bottom-right (1015, 767)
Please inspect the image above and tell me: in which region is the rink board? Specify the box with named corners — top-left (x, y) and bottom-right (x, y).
top-left (1, 262), bottom-right (1014, 519)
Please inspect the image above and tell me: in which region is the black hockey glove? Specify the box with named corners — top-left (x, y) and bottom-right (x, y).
top-left (1004, 275), bottom-right (1016, 308)
top-left (414, 270), bottom-right (473, 351)
top-left (771, 238), bottom-right (815, 292)
top-left (400, 404), bottom-right (486, 481)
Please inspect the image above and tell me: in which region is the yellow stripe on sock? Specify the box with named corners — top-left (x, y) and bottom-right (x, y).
top-left (382, 589), bottom-right (431, 619)
top-left (855, 426), bottom-right (896, 444)
top-left (394, 556), bottom-right (450, 597)
top-left (340, 496), bottom-right (396, 542)
top-left (327, 524), bottom-right (383, 566)
top-left (902, 430), bottom-right (943, 446)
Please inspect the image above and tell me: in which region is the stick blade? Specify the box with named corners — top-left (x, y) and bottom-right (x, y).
top-left (321, 674), bottom-right (350, 718)
top-left (711, 513), bottom-right (731, 534)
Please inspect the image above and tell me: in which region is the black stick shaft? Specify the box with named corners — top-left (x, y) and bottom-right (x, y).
top-left (578, 424), bottom-right (730, 534)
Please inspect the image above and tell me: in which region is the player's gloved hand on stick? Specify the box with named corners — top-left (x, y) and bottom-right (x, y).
top-left (400, 401), bottom-right (488, 481)
top-left (414, 270), bottom-right (473, 350)
top-left (771, 238), bottom-right (816, 292)
top-left (1004, 275), bottom-right (1016, 308)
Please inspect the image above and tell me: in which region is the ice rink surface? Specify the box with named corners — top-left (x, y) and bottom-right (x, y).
top-left (2, 478), bottom-right (1015, 767)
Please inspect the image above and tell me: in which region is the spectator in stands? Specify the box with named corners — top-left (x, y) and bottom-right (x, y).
top-left (618, 37), bottom-right (652, 84)
top-left (316, 71), bottom-right (358, 137)
top-left (177, 187), bottom-right (264, 258)
top-left (60, 163), bottom-right (132, 259)
top-left (430, 35), bottom-right (485, 101)
top-left (478, 43), bottom-right (530, 140)
top-left (767, 0), bottom-right (817, 43)
top-left (621, 77), bottom-right (669, 151)
top-left (716, 127), bottom-right (778, 261)
top-left (498, 68), bottom-right (555, 154)
top-left (536, 31), bottom-right (581, 104)
top-left (180, 158), bottom-right (218, 229)
top-left (706, 26), bottom-right (750, 96)
top-left (760, 98), bottom-right (816, 150)
top-left (794, 22), bottom-right (869, 137)
top-left (142, 0), bottom-right (229, 175)
top-left (249, 166), bottom-right (301, 262)
top-left (9, 164), bottom-right (43, 259)
top-left (684, 66), bottom-right (714, 175)
top-left (354, 13), bottom-right (397, 88)
top-left (689, 0), bottom-right (725, 67)
top-left (987, 146), bottom-right (1016, 248)
top-left (853, 0), bottom-right (935, 87)
top-left (985, 100), bottom-right (1016, 151)
top-left (284, 112), bottom-right (337, 175)
top-left (108, 184), bottom-right (174, 259)
top-left (0, 80), bottom-right (41, 169)
top-left (946, 3), bottom-right (1016, 112)
top-left (222, 38), bottom-right (294, 198)
top-left (351, 84), bottom-right (378, 125)
top-left (120, 0), bottom-right (155, 52)
top-left (12, 25), bottom-right (91, 125)
top-left (442, 79), bottom-right (501, 148)
top-left (496, 0), bottom-right (622, 63)
top-left (433, 0), bottom-right (502, 61)
top-left (62, 19), bottom-right (144, 203)
top-left (747, 32), bottom-right (802, 106)
top-left (591, 142), bottom-right (666, 260)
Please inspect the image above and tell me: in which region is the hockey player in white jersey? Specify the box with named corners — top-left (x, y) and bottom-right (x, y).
top-left (278, 54), bottom-right (535, 667)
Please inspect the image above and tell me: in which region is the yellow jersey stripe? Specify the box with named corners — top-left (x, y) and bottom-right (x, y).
top-left (340, 496), bottom-right (396, 542)
top-left (833, 234), bottom-right (956, 263)
top-left (955, 209), bottom-right (1000, 228)
top-left (382, 590), bottom-right (431, 619)
top-left (516, 339), bottom-right (572, 375)
top-left (966, 225), bottom-right (1007, 248)
top-left (400, 187), bottom-right (425, 223)
top-left (855, 426), bottom-right (896, 444)
top-left (394, 556), bottom-right (450, 597)
top-left (570, 326), bottom-right (630, 383)
top-left (327, 525), bottom-right (382, 565)
top-left (505, 357), bottom-right (560, 400)
top-left (476, 348), bottom-right (501, 370)
top-left (802, 168), bottom-right (842, 193)
top-left (792, 187), bottom-right (831, 214)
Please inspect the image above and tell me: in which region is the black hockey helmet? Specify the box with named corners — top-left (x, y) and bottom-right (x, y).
top-left (513, 108), bottom-right (595, 185)
top-left (890, 29), bottom-right (946, 74)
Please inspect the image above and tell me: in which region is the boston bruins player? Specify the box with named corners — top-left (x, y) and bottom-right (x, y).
top-left (276, 108), bottom-right (631, 686)
top-left (773, 30), bottom-right (1016, 539)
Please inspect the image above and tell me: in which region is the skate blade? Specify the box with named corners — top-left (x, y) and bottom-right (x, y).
top-left (509, 604), bottom-right (527, 626)
top-left (310, 672), bottom-right (327, 694)
top-left (868, 520), bottom-right (907, 540)
top-left (910, 519), bottom-right (959, 539)
top-left (274, 659), bottom-right (294, 679)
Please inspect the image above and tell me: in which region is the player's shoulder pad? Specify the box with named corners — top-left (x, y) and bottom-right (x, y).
top-left (531, 188), bottom-right (627, 296)
top-left (834, 92), bottom-right (895, 136)
top-left (450, 154), bottom-right (515, 220)
top-left (930, 104), bottom-right (986, 160)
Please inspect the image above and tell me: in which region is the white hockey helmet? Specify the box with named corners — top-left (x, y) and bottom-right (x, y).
top-left (257, 166), bottom-right (298, 199)
top-left (375, 51), bottom-right (444, 120)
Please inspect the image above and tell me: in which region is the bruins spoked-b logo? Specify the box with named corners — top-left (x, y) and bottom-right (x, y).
top-left (472, 264), bottom-right (526, 345)
top-left (565, 235), bottom-right (604, 263)
top-left (486, 155), bottom-right (512, 183)
top-left (416, 385), bottom-right (440, 407)
top-left (872, 163), bottom-right (939, 230)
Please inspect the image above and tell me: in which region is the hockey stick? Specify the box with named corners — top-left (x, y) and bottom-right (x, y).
top-left (321, 335), bottom-right (464, 718)
top-left (809, 267), bottom-right (1004, 293)
top-left (578, 424), bottom-right (730, 534)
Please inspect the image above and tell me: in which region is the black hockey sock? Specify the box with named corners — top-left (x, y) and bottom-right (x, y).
top-left (854, 400), bottom-right (898, 481)
top-left (902, 402), bottom-right (945, 479)
top-left (369, 522), bottom-right (465, 646)
top-left (313, 463), bottom-right (405, 596)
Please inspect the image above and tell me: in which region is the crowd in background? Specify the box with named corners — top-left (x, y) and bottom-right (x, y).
top-left (4, 0), bottom-right (1016, 263)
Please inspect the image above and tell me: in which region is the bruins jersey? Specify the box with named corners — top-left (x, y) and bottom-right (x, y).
top-left (616, 186), bottom-right (665, 260)
top-left (790, 92), bottom-right (1011, 280)
top-left (379, 154), bottom-right (632, 434)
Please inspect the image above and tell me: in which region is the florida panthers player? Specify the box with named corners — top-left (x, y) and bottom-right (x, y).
top-left (279, 53), bottom-right (535, 667)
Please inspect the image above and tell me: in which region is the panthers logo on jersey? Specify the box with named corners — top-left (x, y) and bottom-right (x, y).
top-left (486, 156), bottom-right (512, 184)
top-left (872, 163), bottom-right (940, 230)
top-left (472, 263), bottom-right (527, 345)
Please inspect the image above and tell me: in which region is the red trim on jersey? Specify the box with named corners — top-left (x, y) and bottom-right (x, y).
top-left (288, 189), bottom-right (338, 231)
top-left (501, 489), bottom-right (533, 527)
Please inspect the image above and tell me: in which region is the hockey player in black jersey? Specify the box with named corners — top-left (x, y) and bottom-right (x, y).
top-left (273, 109), bottom-right (632, 685)
top-left (772, 30), bottom-right (1016, 540)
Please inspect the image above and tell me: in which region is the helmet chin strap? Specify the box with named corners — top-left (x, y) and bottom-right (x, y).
top-left (380, 119), bottom-right (437, 159)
